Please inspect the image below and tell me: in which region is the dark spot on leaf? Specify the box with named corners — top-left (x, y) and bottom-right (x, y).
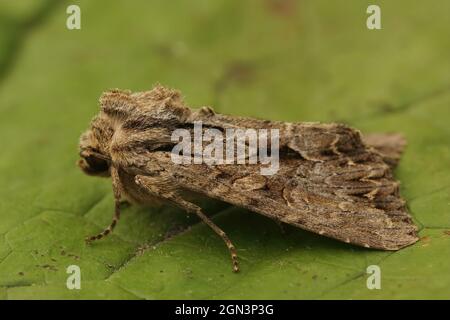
top-left (377, 102), bottom-right (395, 114)
top-left (214, 61), bottom-right (256, 97)
top-left (36, 264), bottom-right (58, 272)
top-left (68, 253), bottom-right (80, 260)
top-left (266, 0), bottom-right (296, 17)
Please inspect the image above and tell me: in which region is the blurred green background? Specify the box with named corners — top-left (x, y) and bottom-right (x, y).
top-left (0, 0), bottom-right (449, 299)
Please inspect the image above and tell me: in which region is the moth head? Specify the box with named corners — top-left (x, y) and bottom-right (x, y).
top-left (78, 129), bottom-right (111, 177)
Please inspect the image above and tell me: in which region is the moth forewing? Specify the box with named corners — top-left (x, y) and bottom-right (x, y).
top-left (78, 85), bottom-right (419, 273)
top-left (152, 152), bottom-right (418, 251)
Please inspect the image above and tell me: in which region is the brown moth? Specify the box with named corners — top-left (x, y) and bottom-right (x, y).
top-left (78, 85), bottom-right (419, 273)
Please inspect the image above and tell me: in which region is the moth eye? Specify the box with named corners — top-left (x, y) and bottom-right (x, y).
top-left (87, 155), bottom-right (108, 171)
top-left (78, 154), bottom-right (109, 176)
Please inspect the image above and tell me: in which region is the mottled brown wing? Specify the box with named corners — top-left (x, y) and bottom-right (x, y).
top-left (148, 146), bottom-right (418, 251)
top-left (363, 133), bottom-right (407, 168)
top-left (109, 86), bottom-right (418, 250)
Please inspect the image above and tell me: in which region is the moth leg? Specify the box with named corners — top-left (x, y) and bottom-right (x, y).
top-left (134, 175), bottom-right (240, 273)
top-left (85, 166), bottom-right (122, 243)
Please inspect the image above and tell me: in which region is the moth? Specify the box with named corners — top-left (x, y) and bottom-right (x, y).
top-left (78, 85), bottom-right (419, 273)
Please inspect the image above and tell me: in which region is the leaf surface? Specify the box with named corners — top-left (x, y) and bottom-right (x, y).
top-left (0, 0), bottom-right (449, 299)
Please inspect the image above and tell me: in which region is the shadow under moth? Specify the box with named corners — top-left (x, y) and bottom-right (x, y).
top-left (78, 85), bottom-right (419, 273)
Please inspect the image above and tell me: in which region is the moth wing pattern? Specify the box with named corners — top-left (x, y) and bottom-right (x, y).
top-left (146, 148), bottom-right (418, 251)
top-left (82, 86), bottom-right (419, 264)
top-left (363, 133), bottom-right (407, 168)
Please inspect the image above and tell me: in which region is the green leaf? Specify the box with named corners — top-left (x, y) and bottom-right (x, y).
top-left (0, 0), bottom-right (449, 299)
